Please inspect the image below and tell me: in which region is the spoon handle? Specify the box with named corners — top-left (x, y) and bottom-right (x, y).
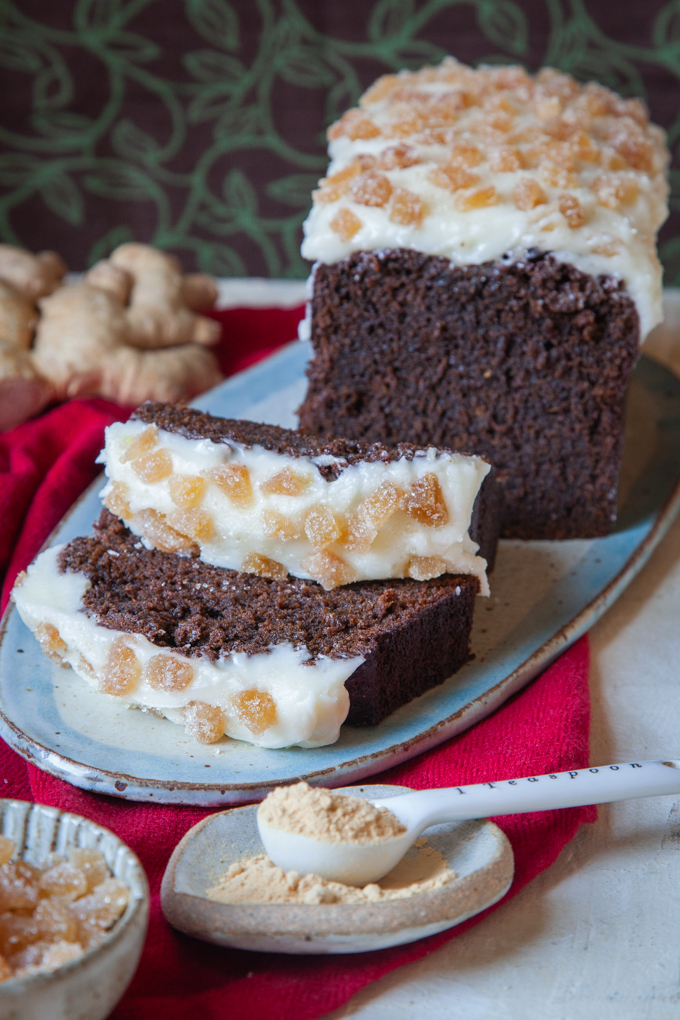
top-left (372, 759), bottom-right (680, 831)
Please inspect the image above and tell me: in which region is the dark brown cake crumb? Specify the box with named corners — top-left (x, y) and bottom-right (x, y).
top-left (59, 510), bottom-right (478, 725)
top-left (298, 249), bottom-right (640, 539)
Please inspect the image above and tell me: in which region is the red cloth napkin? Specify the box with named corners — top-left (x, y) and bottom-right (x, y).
top-left (0, 306), bottom-right (596, 1019)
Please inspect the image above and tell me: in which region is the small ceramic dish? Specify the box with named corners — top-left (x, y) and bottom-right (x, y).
top-left (161, 785), bottom-right (514, 954)
top-left (0, 799), bottom-right (148, 1020)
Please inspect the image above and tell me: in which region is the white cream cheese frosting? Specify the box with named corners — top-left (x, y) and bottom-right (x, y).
top-left (301, 59), bottom-right (669, 339)
top-left (12, 546), bottom-right (361, 750)
top-left (99, 419), bottom-right (491, 595)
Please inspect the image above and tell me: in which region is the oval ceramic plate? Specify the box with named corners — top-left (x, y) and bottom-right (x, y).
top-left (1, 346), bottom-right (680, 804)
top-left (160, 785), bottom-right (514, 954)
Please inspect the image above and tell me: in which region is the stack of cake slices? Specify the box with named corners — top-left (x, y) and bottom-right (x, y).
top-left (12, 402), bottom-right (500, 750)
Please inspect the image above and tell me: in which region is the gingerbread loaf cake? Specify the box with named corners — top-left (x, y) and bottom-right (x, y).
top-left (100, 401), bottom-right (500, 591)
top-left (12, 510), bottom-right (479, 747)
top-left (298, 59), bottom-right (669, 539)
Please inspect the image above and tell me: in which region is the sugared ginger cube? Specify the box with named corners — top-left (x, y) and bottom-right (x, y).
top-left (169, 474), bottom-right (206, 509)
top-left (242, 552), bottom-right (288, 580)
top-left (131, 448), bottom-right (173, 483)
top-left (100, 637), bottom-right (141, 696)
top-left (207, 462), bottom-right (254, 510)
top-left (400, 474), bottom-right (450, 527)
top-left (330, 208), bottom-right (363, 242)
top-left (183, 701), bottom-right (225, 744)
top-left (144, 654), bottom-right (194, 693)
top-left (120, 425), bottom-right (157, 464)
top-left (233, 689), bottom-right (278, 735)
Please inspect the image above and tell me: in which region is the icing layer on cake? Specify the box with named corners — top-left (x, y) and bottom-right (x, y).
top-left (301, 59), bottom-right (669, 339)
top-left (99, 417), bottom-right (491, 594)
top-left (12, 546), bottom-right (359, 749)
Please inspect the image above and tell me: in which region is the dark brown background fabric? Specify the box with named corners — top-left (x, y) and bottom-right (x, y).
top-left (0, 1), bottom-right (678, 279)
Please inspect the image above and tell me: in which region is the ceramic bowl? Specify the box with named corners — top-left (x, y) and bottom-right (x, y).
top-left (0, 799), bottom-right (148, 1020)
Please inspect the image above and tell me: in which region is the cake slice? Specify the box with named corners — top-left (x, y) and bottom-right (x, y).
top-left (12, 511), bottom-right (479, 747)
top-left (99, 402), bottom-right (500, 593)
top-left (297, 59), bottom-right (669, 539)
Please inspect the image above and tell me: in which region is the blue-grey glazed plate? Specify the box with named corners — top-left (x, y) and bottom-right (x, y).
top-left (0, 345), bottom-right (679, 806)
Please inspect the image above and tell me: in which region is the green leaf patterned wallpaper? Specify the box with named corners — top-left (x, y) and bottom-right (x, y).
top-left (0, 0), bottom-right (679, 279)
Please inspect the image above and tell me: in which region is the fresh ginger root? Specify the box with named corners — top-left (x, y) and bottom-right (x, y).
top-left (0, 241), bottom-right (223, 429)
top-left (0, 246), bottom-right (65, 429)
top-left (87, 243), bottom-right (221, 349)
top-left (32, 281), bottom-right (222, 405)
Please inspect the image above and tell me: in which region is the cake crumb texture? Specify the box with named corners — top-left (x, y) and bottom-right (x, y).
top-left (298, 249), bottom-right (639, 539)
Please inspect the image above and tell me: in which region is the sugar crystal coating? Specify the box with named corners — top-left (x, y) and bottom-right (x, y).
top-left (233, 689), bottom-right (278, 735)
top-left (330, 208), bottom-right (362, 241)
top-left (167, 507), bottom-right (214, 542)
top-left (183, 701), bottom-right (225, 743)
top-left (144, 654), bottom-right (194, 692)
top-left (261, 508), bottom-right (301, 542)
top-left (169, 474), bottom-right (206, 509)
top-left (241, 551), bottom-right (288, 580)
top-left (100, 636), bottom-right (140, 696)
top-left (260, 467), bottom-right (309, 496)
top-left (207, 462), bottom-right (254, 509)
top-left (407, 556), bottom-right (448, 581)
top-left (301, 550), bottom-right (356, 590)
top-left (120, 424), bottom-right (157, 464)
top-left (304, 504), bottom-right (343, 549)
top-left (0, 839), bottom-right (14, 868)
top-left (134, 508), bottom-right (199, 555)
top-left (400, 474), bottom-right (450, 527)
top-left (103, 480), bottom-right (131, 519)
top-left (131, 448), bottom-right (172, 483)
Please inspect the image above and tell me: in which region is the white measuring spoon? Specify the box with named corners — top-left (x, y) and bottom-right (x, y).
top-left (258, 759), bottom-right (680, 886)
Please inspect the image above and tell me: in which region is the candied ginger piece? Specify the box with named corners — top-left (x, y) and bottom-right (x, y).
top-left (69, 849), bottom-right (109, 893)
top-left (454, 185), bottom-right (498, 211)
top-left (407, 556), bottom-right (448, 580)
top-left (345, 481), bottom-right (403, 552)
top-left (301, 550), bottom-right (356, 590)
top-left (539, 160), bottom-right (577, 189)
top-left (0, 861), bottom-right (39, 912)
top-left (376, 143), bottom-right (419, 170)
top-left (262, 509), bottom-right (301, 542)
top-left (558, 193), bottom-right (585, 228)
top-left (448, 143), bottom-right (483, 167)
top-left (0, 954), bottom-right (10, 982)
top-left (144, 654), bottom-right (194, 693)
top-left (0, 838), bottom-right (14, 868)
top-left (315, 180), bottom-right (348, 204)
top-left (183, 701), bottom-right (225, 744)
top-left (120, 425), bottom-right (157, 464)
top-left (0, 911), bottom-right (39, 955)
top-left (70, 878), bottom-right (130, 946)
top-left (304, 504), bottom-right (343, 549)
top-left (328, 109), bottom-right (380, 141)
top-left (592, 173), bottom-right (638, 209)
top-left (512, 178), bottom-right (547, 210)
top-left (242, 552), bottom-right (288, 580)
top-left (400, 474), bottom-right (450, 527)
top-left (167, 508), bottom-right (214, 542)
top-left (361, 73), bottom-right (399, 106)
top-left (427, 165), bottom-right (479, 192)
top-left (389, 188), bottom-right (425, 227)
top-left (100, 637), bottom-right (140, 697)
top-left (233, 689), bottom-right (278, 735)
top-left (131, 448), bottom-right (173, 483)
top-left (169, 474), bottom-right (206, 509)
top-left (349, 171), bottom-right (392, 207)
top-left (35, 622), bottom-right (67, 664)
top-left (40, 940), bottom-right (83, 971)
top-left (135, 508), bottom-right (199, 555)
top-left (103, 481), bottom-right (131, 519)
top-left (260, 467), bottom-right (309, 496)
top-left (32, 899), bottom-right (78, 944)
top-left (489, 146), bottom-right (522, 172)
top-left (39, 862), bottom-right (87, 902)
top-left (207, 463), bottom-right (253, 510)
top-left (330, 208), bottom-right (363, 242)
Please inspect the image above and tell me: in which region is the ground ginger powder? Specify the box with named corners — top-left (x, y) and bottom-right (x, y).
top-left (206, 839), bottom-right (455, 905)
top-left (256, 781), bottom-right (407, 844)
